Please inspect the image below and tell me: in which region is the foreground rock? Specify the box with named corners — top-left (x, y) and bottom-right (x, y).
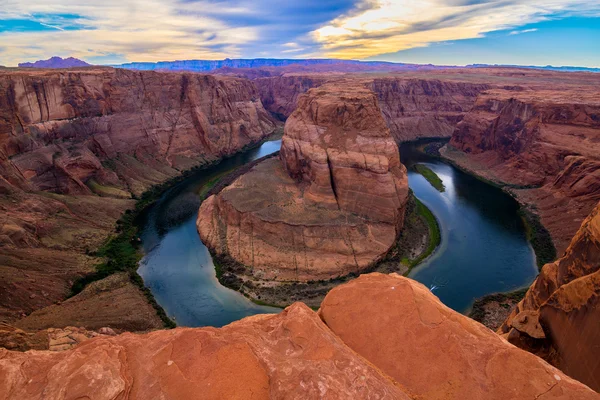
top-left (198, 82), bottom-right (408, 285)
top-left (2, 274), bottom-right (598, 399)
top-left (0, 302), bottom-right (411, 399)
top-left (499, 201), bottom-right (600, 392)
top-left (0, 67), bottom-right (276, 328)
top-left (320, 273), bottom-right (599, 399)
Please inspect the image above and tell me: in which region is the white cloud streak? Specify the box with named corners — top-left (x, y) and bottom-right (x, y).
top-left (0, 0), bottom-right (259, 66)
top-left (313, 0), bottom-right (600, 58)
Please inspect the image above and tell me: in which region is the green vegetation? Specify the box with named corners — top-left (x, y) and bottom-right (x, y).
top-left (69, 133), bottom-right (281, 329)
top-left (415, 164), bottom-right (445, 192)
top-left (412, 197), bottom-right (441, 267)
top-left (519, 208), bottom-right (557, 269)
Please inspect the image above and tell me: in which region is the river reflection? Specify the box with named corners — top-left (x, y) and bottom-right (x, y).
top-left (402, 142), bottom-right (538, 313)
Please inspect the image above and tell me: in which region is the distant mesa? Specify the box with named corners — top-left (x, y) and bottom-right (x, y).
top-left (18, 56), bottom-right (91, 69)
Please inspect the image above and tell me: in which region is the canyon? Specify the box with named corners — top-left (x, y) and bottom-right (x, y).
top-left (198, 81), bottom-right (409, 288)
top-left (0, 64), bottom-right (599, 397)
top-left (0, 67), bottom-right (276, 328)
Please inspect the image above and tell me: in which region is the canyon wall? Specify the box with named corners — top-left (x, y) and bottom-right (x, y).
top-left (198, 82), bottom-right (408, 284)
top-left (499, 201), bottom-right (600, 392)
top-left (370, 78), bottom-right (489, 142)
top-left (0, 68), bottom-right (276, 327)
top-left (445, 88), bottom-right (600, 253)
top-left (254, 75), bottom-right (489, 142)
top-left (1, 274), bottom-right (598, 399)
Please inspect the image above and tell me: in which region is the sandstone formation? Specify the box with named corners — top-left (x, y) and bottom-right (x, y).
top-left (0, 302), bottom-right (412, 400)
top-left (2, 274), bottom-right (598, 399)
top-left (320, 273), bottom-right (599, 400)
top-left (499, 201), bottom-right (600, 392)
top-left (253, 74), bottom-right (489, 142)
top-left (445, 87), bottom-right (600, 253)
top-left (198, 82), bottom-right (409, 284)
top-left (370, 78), bottom-right (489, 142)
top-left (0, 67), bottom-right (276, 327)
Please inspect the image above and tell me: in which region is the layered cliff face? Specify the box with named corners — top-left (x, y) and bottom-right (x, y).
top-left (0, 68), bottom-right (275, 196)
top-left (254, 75), bottom-right (489, 142)
top-left (370, 78), bottom-right (489, 142)
top-left (0, 68), bottom-right (276, 327)
top-left (2, 274), bottom-right (598, 399)
top-left (499, 201), bottom-right (600, 392)
top-left (255, 75), bottom-right (329, 119)
top-left (198, 82), bottom-right (408, 284)
top-left (445, 88), bottom-right (600, 252)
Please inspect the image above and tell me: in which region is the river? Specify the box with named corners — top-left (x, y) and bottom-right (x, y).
top-left (137, 138), bottom-right (538, 327)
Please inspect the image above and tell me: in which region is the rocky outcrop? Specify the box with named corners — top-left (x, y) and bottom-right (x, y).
top-left (320, 273), bottom-right (599, 399)
top-left (0, 68), bottom-right (276, 327)
top-left (499, 201), bottom-right (600, 392)
top-left (445, 88), bottom-right (600, 253)
top-left (2, 274), bottom-right (598, 399)
top-left (198, 82), bottom-right (409, 284)
top-left (0, 302), bottom-right (412, 399)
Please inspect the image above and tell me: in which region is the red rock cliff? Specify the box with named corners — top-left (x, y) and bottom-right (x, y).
top-left (445, 88), bottom-right (600, 252)
top-left (499, 201), bottom-right (600, 392)
top-left (197, 82), bottom-right (408, 283)
top-left (0, 68), bottom-right (275, 196)
top-left (254, 74), bottom-right (489, 142)
top-left (2, 274), bottom-right (598, 399)
top-left (0, 68), bottom-right (276, 327)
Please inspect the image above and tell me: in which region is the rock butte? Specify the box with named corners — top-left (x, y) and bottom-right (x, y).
top-left (1, 274), bottom-right (598, 399)
top-left (499, 201), bottom-right (600, 392)
top-left (198, 82), bottom-right (409, 282)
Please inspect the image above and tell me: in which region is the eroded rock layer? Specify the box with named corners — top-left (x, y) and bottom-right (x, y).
top-left (254, 74), bottom-right (489, 142)
top-left (2, 274), bottom-right (598, 399)
top-left (445, 88), bottom-right (600, 252)
top-left (0, 302), bottom-right (411, 400)
top-left (198, 82), bottom-right (408, 282)
top-left (499, 201), bottom-right (600, 392)
top-left (320, 273), bottom-right (599, 400)
top-left (0, 68), bottom-right (276, 327)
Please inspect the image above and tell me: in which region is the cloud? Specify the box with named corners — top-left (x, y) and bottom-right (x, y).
top-left (509, 28), bottom-right (538, 35)
top-left (0, 0), bottom-right (261, 65)
top-left (312, 0), bottom-right (600, 58)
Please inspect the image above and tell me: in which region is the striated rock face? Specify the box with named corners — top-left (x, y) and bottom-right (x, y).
top-left (254, 75), bottom-right (489, 142)
top-left (499, 201), bottom-right (600, 391)
top-left (445, 89), bottom-right (600, 252)
top-left (370, 78), bottom-right (489, 142)
top-left (255, 75), bottom-right (329, 119)
top-left (2, 274), bottom-right (598, 399)
top-left (0, 68), bottom-right (275, 196)
top-left (0, 67), bottom-right (276, 327)
top-left (198, 83), bottom-right (408, 283)
top-left (0, 302), bottom-right (412, 399)
top-left (320, 273), bottom-right (599, 400)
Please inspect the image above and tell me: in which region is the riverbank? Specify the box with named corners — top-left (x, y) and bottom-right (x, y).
top-left (438, 144), bottom-right (556, 269)
top-left (211, 191), bottom-right (440, 309)
top-left (468, 288), bottom-right (527, 331)
top-left (69, 129), bottom-right (284, 329)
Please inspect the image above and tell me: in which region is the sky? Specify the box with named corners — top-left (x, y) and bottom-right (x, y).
top-left (0, 0), bottom-right (599, 67)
